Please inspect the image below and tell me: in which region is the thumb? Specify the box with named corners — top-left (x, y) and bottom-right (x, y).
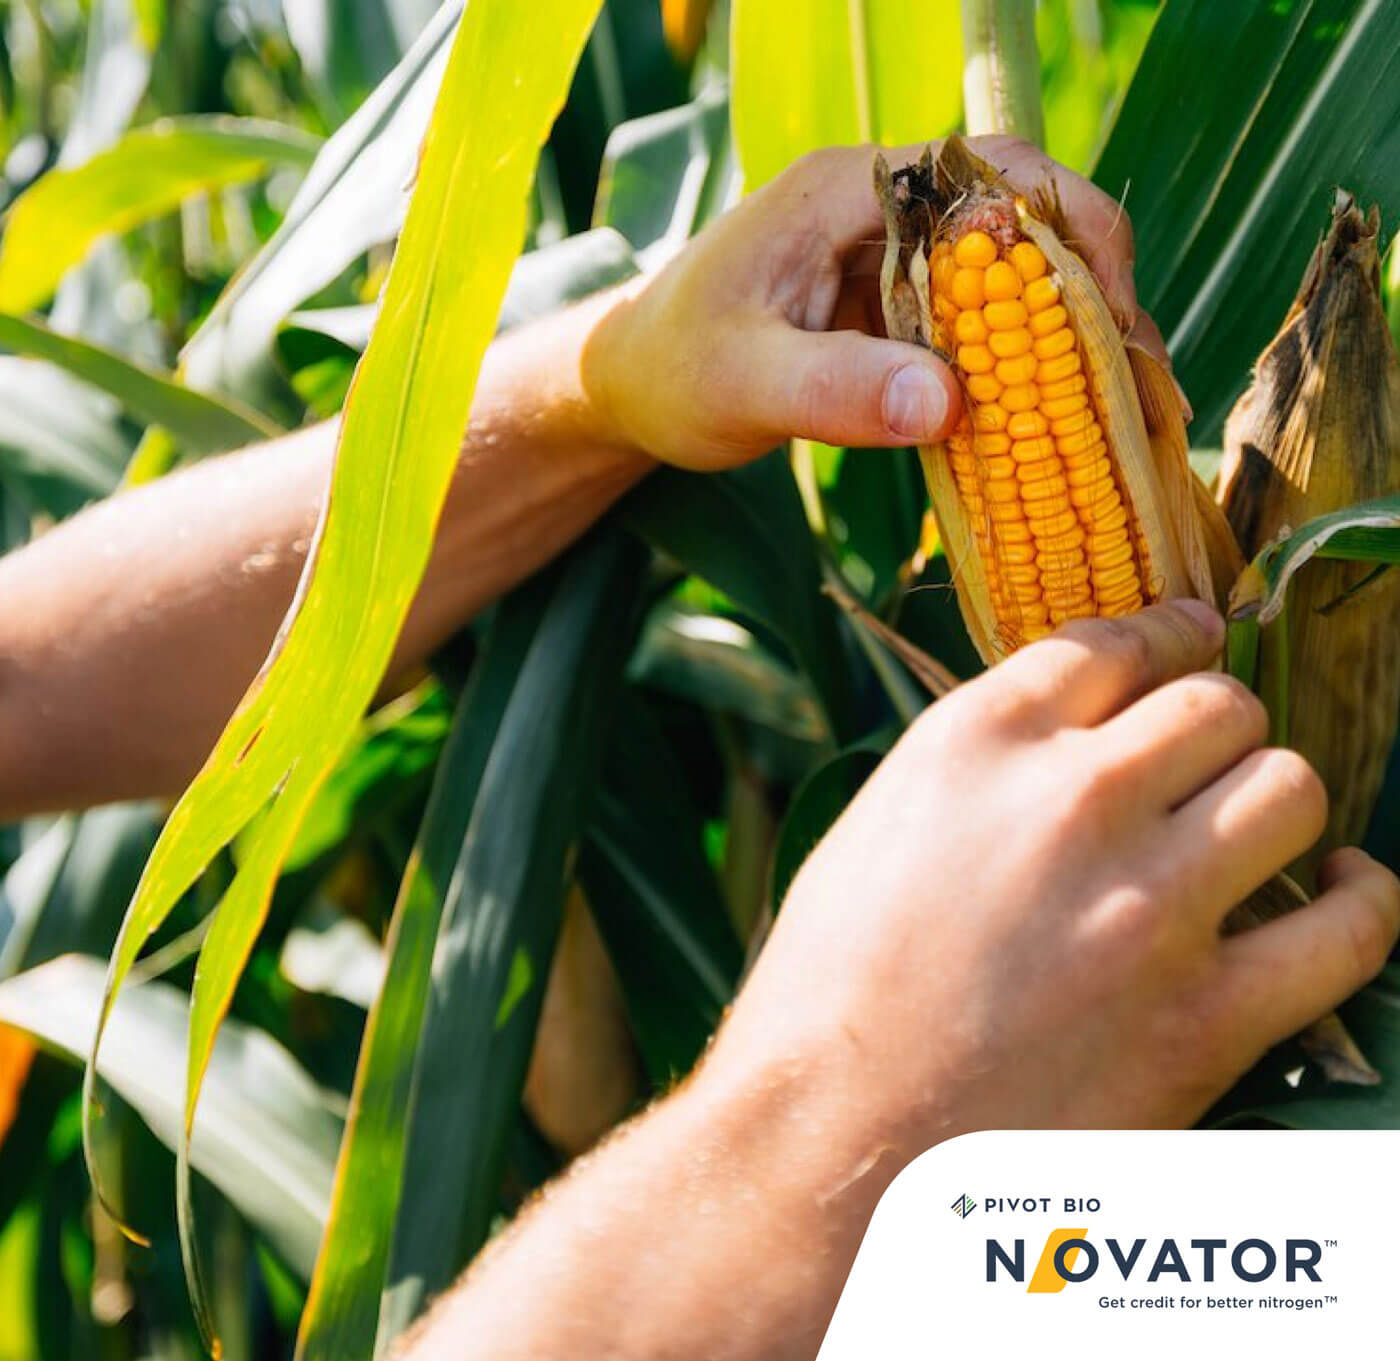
top-left (743, 325), bottom-right (963, 449)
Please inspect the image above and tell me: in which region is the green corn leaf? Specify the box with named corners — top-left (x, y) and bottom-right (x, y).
top-left (1095, 0), bottom-right (1400, 444)
top-left (296, 532), bottom-right (644, 1361)
top-left (293, 572), bottom-right (555, 1361)
top-left (0, 359), bottom-right (136, 516)
top-left (181, 3), bottom-right (463, 408)
top-left (579, 694), bottom-right (742, 1085)
top-left (769, 744), bottom-right (885, 915)
top-left (379, 531), bottom-right (645, 1347)
top-left (593, 88), bottom-right (736, 261)
top-left (1, 956), bottom-right (340, 1279)
top-left (730, 0), bottom-right (962, 190)
top-left (0, 313), bottom-right (280, 454)
top-left (80, 0), bottom-right (606, 1349)
top-left (1228, 496), bottom-right (1400, 627)
top-left (623, 455), bottom-right (853, 741)
top-left (0, 118), bottom-right (321, 314)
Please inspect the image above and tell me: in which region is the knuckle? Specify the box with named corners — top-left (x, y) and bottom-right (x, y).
top-left (1344, 897), bottom-right (1393, 980)
top-left (1337, 867), bottom-right (1400, 978)
top-left (1181, 673), bottom-right (1267, 738)
top-left (788, 144), bottom-right (857, 190)
top-left (1261, 748), bottom-right (1328, 832)
top-left (1092, 616), bottom-right (1156, 687)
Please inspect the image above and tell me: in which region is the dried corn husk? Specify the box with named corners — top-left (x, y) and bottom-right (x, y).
top-left (1219, 191), bottom-right (1400, 892)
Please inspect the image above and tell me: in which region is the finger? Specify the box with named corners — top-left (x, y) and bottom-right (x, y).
top-left (988, 599), bottom-right (1225, 730)
top-left (741, 324), bottom-right (964, 448)
top-left (1166, 747), bottom-right (1328, 924)
top-left (1125, 312), bottom-right (1191, 424)
top-left (1219, 848), bottom-right (1400, 1049)
top-left (1097, 672), bottom-right (1268, 810)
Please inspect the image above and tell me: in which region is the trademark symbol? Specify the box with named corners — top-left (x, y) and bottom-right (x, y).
top-left (1326, 1295), bottom-right (1338, 1305)
top-left (1324, 1239), bottom-right (1339, 1248)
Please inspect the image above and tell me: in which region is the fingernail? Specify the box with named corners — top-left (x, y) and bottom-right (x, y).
top-left (1170, 597), bottom-right (1224, 641)
top-left (885, 365), bottom-right (949, 440)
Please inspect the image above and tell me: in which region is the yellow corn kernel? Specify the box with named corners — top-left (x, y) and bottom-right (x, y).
top-left (1042, 374), bottom-right (1087, 402)
top-left (1011, 435), bottom-right (1056, 463)
top-left (1001, 384), bottom-right (1040, 414)
top-left (988, 328), bottom-right (1034, 359)
top-left (952, 268), bottom-right (986, 310)
top-left (984, 260), bottom-right (1022, 302)
top-left (954, 230), bottom-right (998, 268)
top-left (955, 310), bottom-right (989, 345)
top-left (1033, 328), bottom-right (1076, 361)
top-left (994, 353), bottom-right (1039, 386)
top-left (983, 299), bottom-right (1029, 332)
top-left (1023, 276), bottom-right (1060, 312)
top-left (958, 344), bottom-right (995, 374)
top-left (1010, 241), bottom-right (1047, 283)
top-left (966, 374), bottom-right (1003, 403)
top-left (1038, 351), bottom-right (1083, 385)
top-left (1029, 304), bottom-right (1068, 338)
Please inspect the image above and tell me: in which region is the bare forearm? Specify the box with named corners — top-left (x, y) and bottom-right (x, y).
top-left (401, 1039), bottom-right (899, 1361)
top-left (0, 295), bottom-right (651, 817)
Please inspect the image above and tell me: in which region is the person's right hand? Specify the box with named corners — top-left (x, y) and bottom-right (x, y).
top-left (705, 601), bottom-right (1400, 1153)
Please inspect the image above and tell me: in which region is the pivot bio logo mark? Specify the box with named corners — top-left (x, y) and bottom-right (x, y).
top-left (988, 1231), bottom-right (1324, 1294)
top-left (951, 1194), bottom-right (977, 1219)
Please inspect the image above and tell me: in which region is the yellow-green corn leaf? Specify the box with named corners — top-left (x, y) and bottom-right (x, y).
top-left (730, 0), bottom-right (962, 190)
top-left (0, 117), bottom-right (321, 313)
top-left (0, 313), bottom-right (281, 454)
top-left (80, 0), bottom-right (605, 1347)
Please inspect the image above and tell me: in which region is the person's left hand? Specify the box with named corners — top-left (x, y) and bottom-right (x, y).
top-left (583, 136), bottom-right (1164, 471)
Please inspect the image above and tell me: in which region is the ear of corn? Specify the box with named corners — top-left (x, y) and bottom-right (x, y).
top-left (876, 136), bottom-right (1224, 662)
top-left (1219, 191), bottom-right (1400, 892)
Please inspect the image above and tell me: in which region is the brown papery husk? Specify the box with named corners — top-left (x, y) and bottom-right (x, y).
top-left (1219, 192), bottom-right (1400, 894)
top-left (876, 136), bottom-right (1225, 666)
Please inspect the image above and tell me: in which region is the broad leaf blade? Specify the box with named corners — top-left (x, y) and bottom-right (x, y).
top-left (379, 531), bottom-right (645, 1346)
top-left (82, 0), bottom-right (606, 1346)
top-left (0, 118), bottom-right (321, 313)
top-left (580, 696), bottom-right (742, 1084)
top-left (1095, 0), bottom-right (1400, 442)
top-left (0, 313), bottom-right (280, 454)
top-left (1228, 496), bottom-right (1400, 626)
top-left (294, 570), bottom-right (558, 1361)
top-left (181, 3), bottom-right (463, 407)
top-left (623, 456), bottom-right (851, 740)
top-left (0, 956), bottom-right (340, 1278)
top-left (769, 745), bottom-right (883, 914)
top-left (730, 0), bottom-right (961, 190)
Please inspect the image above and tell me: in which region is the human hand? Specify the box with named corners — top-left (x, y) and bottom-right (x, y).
top-left (705, 601), bottom-right (1400, 1151)
top-left (584, 135), bottom-right (1168, 470)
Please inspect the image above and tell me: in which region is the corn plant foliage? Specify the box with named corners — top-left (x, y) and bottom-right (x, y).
top-left (82, 0), bottom-right (606, 1344)
top-left (624, 458), bottom-right (854, 741)
top-left (1095, 0), bottom-right (1400, 444)
top-left (0, 314), bottom-right (279, 455)
top-left (730, 0), bottom-right (962, 189)
top-left (1230, 496), bottom-right (1400, 626)
top-left (0, 118), bottom-right (321, 314)
top-left (0, 957), bottom-right (339, 1278)
top-left (580, 695), bottom-right (743, 1084)
top-left (768, 745), bottom-right (883, 915)
top-left (181, 2), bottom-right (464, 408)
top-left (380, 532), bottom-right (645, 1345)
